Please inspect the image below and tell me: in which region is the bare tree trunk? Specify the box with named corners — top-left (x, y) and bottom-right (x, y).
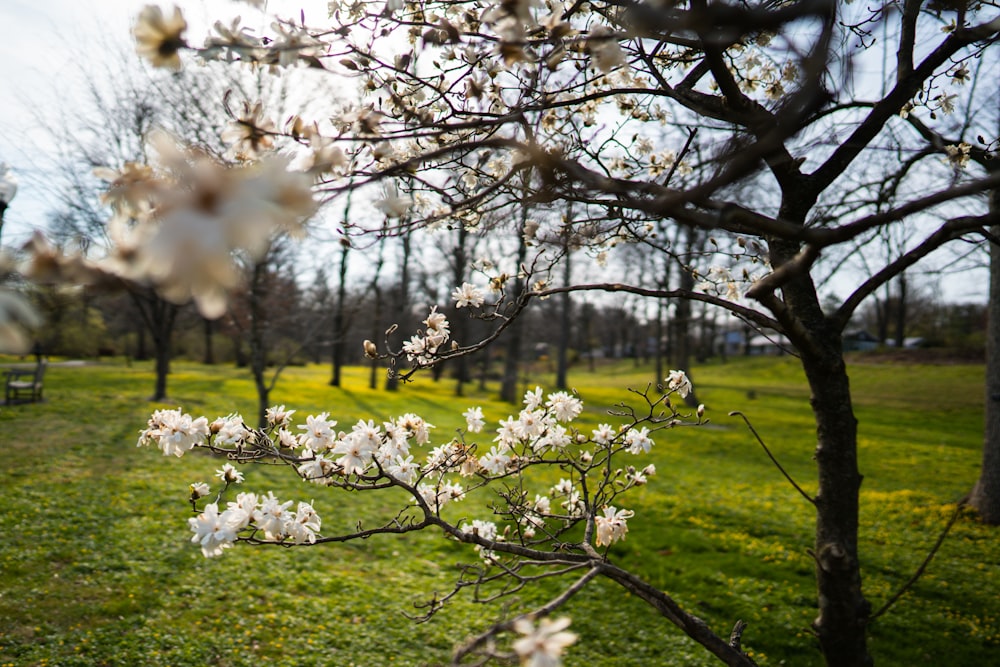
top-left (331, 238), bottom-right (350, 387)
top-left (556, 243), bottom-right (572, 390)
top-left (672, 227), bottom-right (700, 406)
top-left (654, 298), bottom-right (664, 383)
top-left (769, 211), bottom-right (872, 667)
top-left (452, 224), bottom-right (471, 396)
top-left (500, 210), bottom-right (529, 404)
top-left (365, 237), bottom-right (387, 390)
top-left (248, 262), bottom-right (270, 428)
top-left (130, 291), bottom-right (176, 401)
top-left (202, 317), bottom-right (215, 365)
top-left (893, 273), bottom-right (907, 348)
top-left (971, 189), bottom-right (1000, 523)
top-left (386, 231), bottom-right (412, 392)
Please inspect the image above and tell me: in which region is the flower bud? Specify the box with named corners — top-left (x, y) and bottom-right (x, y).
top-left (363, 340), bottom-right (378, 358)
top-left (189, 482), bottom-right (210, 501)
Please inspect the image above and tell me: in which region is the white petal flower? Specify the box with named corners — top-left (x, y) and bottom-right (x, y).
top-left (624, 426), bottom-right (653, 455)
top-left (189, 502), bottom-right (240, 557)
top-left (512, 617), bottom-right (577, 667)
top-left (463, 406), bottom-right (485, 433)
top-left (665, 369), bottom-right (692, 398)
top-left (594, 506), bottom-right (634, 547)
top-left (134, 5), bottom-right (188, 70)
top-left (452, 282), bottom-right (486, 308)
top-left (216, 463), bottom-right (244, 484)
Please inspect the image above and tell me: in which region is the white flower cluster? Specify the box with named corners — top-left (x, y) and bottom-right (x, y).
top-left (137, 408), bottom-right (210, 457)
top-left (594, 506), bottom-right (634, 547)
top-left (147, 370), bottom-right (695, 565)
top-left (293, 411), bottom-right (438, 485)
top-left (189, 492), bottom-right (321, 558)
top-left (402, 307), bottom-right (452, 365)
top-left (23, 135), bottom-right (317, 320)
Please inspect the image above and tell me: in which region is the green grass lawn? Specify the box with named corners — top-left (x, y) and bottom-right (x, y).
top-left (0, 356), bottom-right (996, 666)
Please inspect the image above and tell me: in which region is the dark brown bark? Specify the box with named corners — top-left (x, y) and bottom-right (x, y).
top-left (672, 227), bottom-right (700, 406)
top-left (768, 224), bottom-right (872, 667)
top-left (802, 345), bottom-right (870, 667)
top-left (598, 563), bottom-right (757, 667)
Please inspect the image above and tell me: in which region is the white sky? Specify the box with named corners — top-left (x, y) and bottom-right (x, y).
top-left (0, 1), bottom-right (988, 304)
top-left (0, 0), bottom-right (328, 247)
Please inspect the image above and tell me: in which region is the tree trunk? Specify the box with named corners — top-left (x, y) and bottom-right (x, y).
top-left (893, 273), bottom-right (907, 348)
top-left (672, 227), bottom-right (699, 406)
top-left (386, 232), bottom-right (411, 392)
top-left (452, 225), bottom-right (470, 396)
top-left (654, 298), bottom-right (665, 384)
top-left (971, 190), bottom-right (1000, 523)
top-left (769, 229), bottom-right (872, 667)
top-left (249, 262), bottom-right (269, 429)
top-left (136, 316), bottom-right (148, 361)
top-left (153, 335), bottom-right (171, 401)
top-left (500, 219), bottom-right (529, 404)
top-left (803, 347), bottom-right (871, 667)
top-left (331, 238), bottom-right (350, 387)
top-left (130, 292), bottom-right (176, 402)
top-left (556, 245), bottom-right (572, 390)
top-left (203, 317), bottom-right (215, 365)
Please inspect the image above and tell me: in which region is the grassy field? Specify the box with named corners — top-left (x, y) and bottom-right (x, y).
top-left (0, 355), bottom-right (996, 666)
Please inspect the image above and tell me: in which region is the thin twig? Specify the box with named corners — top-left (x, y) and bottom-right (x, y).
top-left (451, 566), bottom-right (601, 664)
top-left (869, 497), bottom-right (968, 622)
top-left (729, 411), bottom-right (816, 505)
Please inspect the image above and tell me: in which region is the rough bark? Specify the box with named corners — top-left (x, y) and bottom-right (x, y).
top-left (451, 223), bottom-right (471, 396)
top-left (769, 227), bottom-right (872, 667)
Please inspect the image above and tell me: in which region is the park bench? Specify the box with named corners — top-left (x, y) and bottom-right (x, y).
top-left (4, 359), bottom-right (47, 404)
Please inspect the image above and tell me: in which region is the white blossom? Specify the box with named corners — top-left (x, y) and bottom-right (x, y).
top-left (595, 505), bottom-right (634, 547)
top-left (189, 502), bottom-right (240, 557)
top-left (463, 406), bottom-right (486, 433)
top-left (512, 617), bottom-right (577, 667)
top-left (452, 282), bottom-right (486, 308)
top-left (666, 369), bottom-right (692, 398)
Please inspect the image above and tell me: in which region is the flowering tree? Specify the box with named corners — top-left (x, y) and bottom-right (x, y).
top-left (5, 1), bottom-right (1000, 665)
top-left (137, 368), bottom-right (741, 665)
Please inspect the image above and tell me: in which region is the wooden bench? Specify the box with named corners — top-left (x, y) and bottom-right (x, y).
top-left (4, 359), bottom-right (47, 404)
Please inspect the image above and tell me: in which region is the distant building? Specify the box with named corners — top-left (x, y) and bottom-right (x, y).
top-left (746, 333), bottom-right (790, 356)
top-left (843, 330), bottom-right (879, 352)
